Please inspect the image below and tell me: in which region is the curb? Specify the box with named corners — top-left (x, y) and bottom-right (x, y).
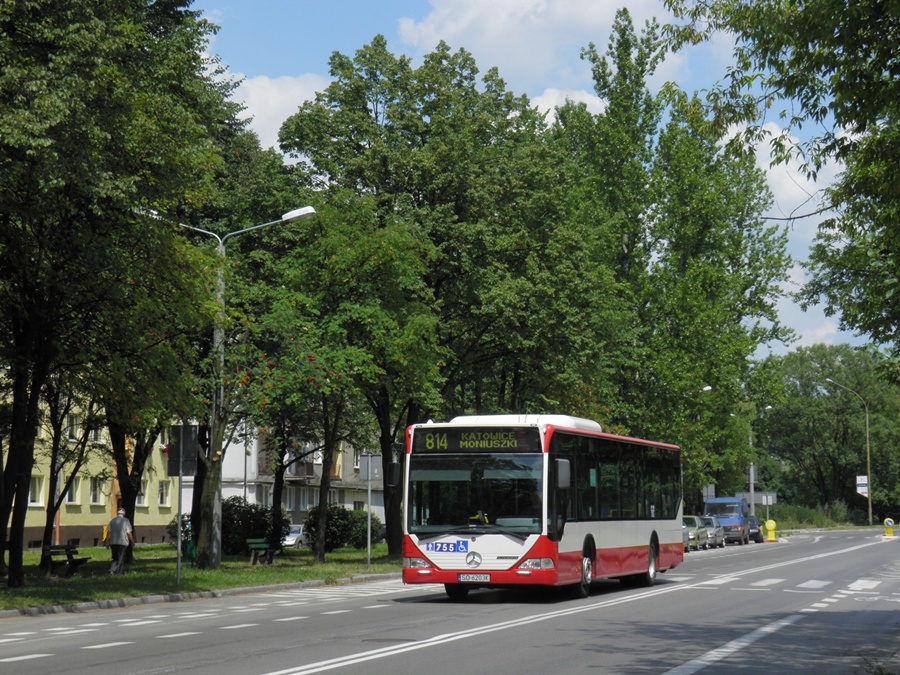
top-left (0, 573), bottom-right (401, 620)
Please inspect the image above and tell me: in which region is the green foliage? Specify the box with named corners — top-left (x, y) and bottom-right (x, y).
top-left (221, 497), bottom-right (289, 554)
top-left (664, 0), bottom-right (900, 373)
top-left (761, 345), bottom-right (900, 522)
top-left (166, 514), bottom-right (193, 546)
top-left (304, 505), bottom-right (354, 553)
top-left (347, 510), bottom-right (383, 550)
top-left (769, 502), bottom-right (856, 530)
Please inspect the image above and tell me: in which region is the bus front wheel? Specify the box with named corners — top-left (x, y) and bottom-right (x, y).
top-left (573, 552), bottom-right (593, 598)
top-left (637, 542), bottom-right (658, 587)
top-left (444, 584), bottom-right (470, 601)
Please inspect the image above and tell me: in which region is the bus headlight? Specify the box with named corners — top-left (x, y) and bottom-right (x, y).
top-left (403, 557), bottom-right (431, 569)
top-left (518, 558), bottom-right (555, 570)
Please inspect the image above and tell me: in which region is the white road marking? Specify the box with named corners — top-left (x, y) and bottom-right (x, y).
top-left (663, 615), bottom-right (805, 675)
top-left (848, 579), bottom-right (881, 591)
top-left (0, 654), bottom-right (53, 662)
top-left (83, 642), bottom-right (134, 649)
top-left (158, 632), bottom-right (202, 638)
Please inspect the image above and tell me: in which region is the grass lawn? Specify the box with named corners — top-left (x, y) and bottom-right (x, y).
top-left (0, 544), bottom-right (401, 612)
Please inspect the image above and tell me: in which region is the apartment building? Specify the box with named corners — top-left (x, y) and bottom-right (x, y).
top-left (19, 420), bottom-right (386, 549)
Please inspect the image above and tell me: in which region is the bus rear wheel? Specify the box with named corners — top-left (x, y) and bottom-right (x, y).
top-left (621, 541), bottom-right (658, 588)
top-left (444, 584), bottom-right (470, 601)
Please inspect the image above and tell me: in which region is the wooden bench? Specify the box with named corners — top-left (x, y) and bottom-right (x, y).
top-left (42, 544), bottom-right (91, 578)
top-left (246, 538), bottom-right (276, 565)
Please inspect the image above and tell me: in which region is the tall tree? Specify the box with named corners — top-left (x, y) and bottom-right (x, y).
top-left (279, 36), bottom-right (622, 551)
top-left (0, 0), bottom-right (232, 586)
top-left (550, 10), bottom-right (792, 503)
top-left (645, 92), bottom-right (791, 497)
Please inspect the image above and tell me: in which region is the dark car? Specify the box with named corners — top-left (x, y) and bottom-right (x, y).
top-left (748, 515), bottom-right (765, 543)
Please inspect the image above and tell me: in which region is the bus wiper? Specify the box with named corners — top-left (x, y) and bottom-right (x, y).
top-left (468, 523), bottom-right (529, 541)
top-left (413, 525), bottom-right (529, 541)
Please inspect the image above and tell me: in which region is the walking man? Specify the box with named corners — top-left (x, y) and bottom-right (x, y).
top-left (105, 508), bottom-right (135, 574)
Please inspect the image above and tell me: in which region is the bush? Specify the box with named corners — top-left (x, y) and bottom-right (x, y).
top-left (769, 502), bottom-right (859, 529)
top-left (304, 504), bottom-right (354, 552)
top-left (167, 514), bottom-right (192, 546)
top-left (348, 510), bottom-right (383, 550)
top-left (221, 496), bottom-right (289, 555)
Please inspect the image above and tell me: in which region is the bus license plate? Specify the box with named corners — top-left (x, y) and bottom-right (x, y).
top-left (458, 574), bottom-right (490, 583)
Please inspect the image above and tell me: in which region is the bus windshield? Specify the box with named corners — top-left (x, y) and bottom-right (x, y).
top-left (407, 454), bottom-right (543, 537)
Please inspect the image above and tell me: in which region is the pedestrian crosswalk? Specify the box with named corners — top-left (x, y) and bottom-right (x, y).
top-left (245, 579), bottom-right (419, 604)
top-left (664, 574), bottom-right (896, 594)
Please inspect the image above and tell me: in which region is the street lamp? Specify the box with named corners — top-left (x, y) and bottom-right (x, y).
top-left (168, 206), bottom-right (317, 565)
top-left (177, 206), bottom-right (317, 436)
top-left (825, 377), bottom-right (872, 526)
top-left (748, 405), bottom-right (772, 517)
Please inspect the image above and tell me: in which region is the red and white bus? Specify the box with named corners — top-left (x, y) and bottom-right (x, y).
top-left (401, 414), bottom-right (683, 599)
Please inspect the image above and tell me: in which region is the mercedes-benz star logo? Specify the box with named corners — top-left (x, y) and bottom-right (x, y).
top-left (465, 551), bottom-right (482, 568)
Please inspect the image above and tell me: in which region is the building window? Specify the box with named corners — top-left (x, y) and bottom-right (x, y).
top-left (353, 501), bottom-right (365, 511)
top-left (65, 476), bottom-right (81, 505)
top-left (88, 425), bottom-right (101, 443)
top-left (28, 476), bottom-right (43, 505)
top-left (158, 480), bottom-right (170, 507)
top-left (90, 477), bottom-right (105, 505)
top-left (67, 414), bottom-right (79, 440)
top-left (353, 447), bottom-right (361, 470)
top-left (136, 480), bottom-right (149, 507)
top-left (257, 484), bottom-right (271, 508)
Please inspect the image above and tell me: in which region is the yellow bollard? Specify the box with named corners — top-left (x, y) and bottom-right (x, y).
top-left (765, 520), bottom-right (777, 542)
top-left (885, 518), bottom-right (895, 537)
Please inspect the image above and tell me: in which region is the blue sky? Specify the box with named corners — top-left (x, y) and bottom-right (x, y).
top-left (192, 0), bottom-right (865, 355)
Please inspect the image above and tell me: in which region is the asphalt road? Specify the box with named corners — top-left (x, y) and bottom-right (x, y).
top-left (1, 530), bottom-right (898, 674)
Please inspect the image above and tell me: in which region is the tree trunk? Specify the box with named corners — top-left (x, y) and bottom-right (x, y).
top-left (194, 458), bottom-right (222, 569)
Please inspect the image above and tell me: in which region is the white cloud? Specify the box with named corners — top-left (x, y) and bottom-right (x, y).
top-left (531, 87), bottom-right (605, 121)
top-left (397, 0), bottom-right (668, 94)
top-left (233, 73), bottom-right (330, 151)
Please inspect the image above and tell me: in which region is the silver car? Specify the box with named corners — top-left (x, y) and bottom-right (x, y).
top-left (701, 515), bottom-right (725, 548)
top-left (283, 523), bottom-right (308, 548)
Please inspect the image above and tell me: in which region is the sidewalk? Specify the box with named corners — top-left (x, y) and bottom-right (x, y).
top-left (0, 572), bottom-right (402, 620)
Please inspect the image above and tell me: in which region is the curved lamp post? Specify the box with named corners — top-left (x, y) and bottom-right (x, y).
top-left (162, 207), bottom-right (317, 567)
top-left (190, 207), bottom-right (316, 566)
top-left (825, 378), bottom-right (872, 526)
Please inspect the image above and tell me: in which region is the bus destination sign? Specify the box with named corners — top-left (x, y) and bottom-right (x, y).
top-left (412, 427), bottom-right (541, 453)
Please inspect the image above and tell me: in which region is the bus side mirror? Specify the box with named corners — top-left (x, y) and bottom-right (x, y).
top-left (386, 462), bottom-right (401, 488)
top-left (556, 458), bottom-right (571, 489)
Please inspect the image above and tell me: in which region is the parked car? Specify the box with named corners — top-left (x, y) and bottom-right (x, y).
top-left (283, 523), bottom-right (308, 548)
top-left (683, 524), bottom-right (690, 552)
top-left (682, 515), bottom-right (709, 550)
top-left (748, 515), bottom-right (765, 543)
top-left (701, 515), bottom-right (725, 548)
